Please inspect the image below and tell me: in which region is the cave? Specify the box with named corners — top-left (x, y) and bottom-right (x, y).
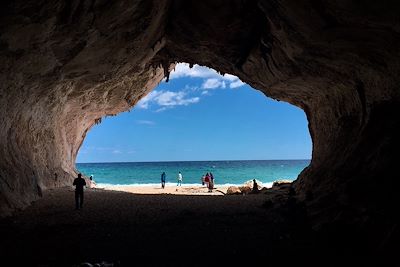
top-left (0, 0), bottom-right (399, 266)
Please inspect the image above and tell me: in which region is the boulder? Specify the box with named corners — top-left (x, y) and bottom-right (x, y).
top-left (272, 180), bottom-right (292, 187)
top-left (239, 186), bottom-right (252, 195)
top-left (226, 186), bottom-right (241, 195)
top-left (243, 179), bottom-right (263, 190)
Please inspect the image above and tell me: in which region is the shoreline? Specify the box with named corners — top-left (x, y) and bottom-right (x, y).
top-left (98, 184), bottom-right (232, 195)
top-left (92, 180), bottom-right (290, 195)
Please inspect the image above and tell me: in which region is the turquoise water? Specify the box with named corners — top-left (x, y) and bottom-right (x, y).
top-left (76, 160), bottom-right (310, 187)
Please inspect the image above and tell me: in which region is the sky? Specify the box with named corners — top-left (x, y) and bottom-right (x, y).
top-left (76, 63), bottom-right (312, 163)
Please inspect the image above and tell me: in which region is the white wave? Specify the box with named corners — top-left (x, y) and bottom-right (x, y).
top-left (96, 182), bottom-right (275, 188)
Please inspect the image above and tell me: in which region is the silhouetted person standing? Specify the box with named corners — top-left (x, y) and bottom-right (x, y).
top-left (73, 173), bottom-right (86, 210)
top-left (161, 172), bottom-right (166, 189)
top-left (252, 179), bottom-right (259, 193)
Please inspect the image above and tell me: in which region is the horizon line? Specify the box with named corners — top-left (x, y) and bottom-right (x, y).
top-left (76, 158), bottom-right (311, 164)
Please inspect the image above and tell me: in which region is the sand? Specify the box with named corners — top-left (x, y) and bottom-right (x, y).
top-left (100, 184), bottom-right (229, 195)
top-left (0, 186), bottom-right (317, 267)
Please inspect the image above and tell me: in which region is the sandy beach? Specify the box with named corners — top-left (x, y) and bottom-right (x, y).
top-left (0, 185), bottom-right (320, 266)
top-left (100, 184), bottom-right (229, 195)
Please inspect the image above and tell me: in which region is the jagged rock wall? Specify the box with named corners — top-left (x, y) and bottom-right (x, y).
top-left (0, 0), bottom-right (169, 214)
top-left (0, 0), bottom-right (399, 241)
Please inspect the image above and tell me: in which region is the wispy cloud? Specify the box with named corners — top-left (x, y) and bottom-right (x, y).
top-left (136, 120), bottom-right (155, 125)
top-left (137, 90), bottom-right (200, 111)
top-left (229, 79), bottom-right (245, 88)
top-left (155, 107), bottom-right (168, 112)
top-left (112, 150), bottom-right (122, 154)
top-left (170, 63), bottom-right (245, 89)
top-left (170, 63), bottom-right (220, 79)
top-left (135, 63), bottom-right (245, 112)
top-left (202, 78), bottom-right (226, 89)
top-left (136, 90), bottom-right (160, 109)
top-left (158, 91), bottom-right (200, 106)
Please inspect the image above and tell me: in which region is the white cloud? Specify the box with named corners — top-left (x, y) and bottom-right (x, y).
top-left (155, 91), bottom-right (199, 106)
top-left (229, 79), bottom-right (245, 88)
top-left (112, 150), bottom-right (122, 154)
top-left (136, 90), bottom-right (161, 109)
top-left (136, 120), bottom-right (155, 125)
top-left (223, 74), bottom-right (238, 81)
top-left (202, 78), bottom-right (226, 89)
top-left (184, 84), bottom-right (199, 91)
top-left (155, 107), bottom-right (168, 112)
top-left (169, 63), bottom-right (245, 89)
top-left (136, 90), bottom-right (200, 111)
top-left (170, 63), bottom-right (220, 79)
top-left (136, 63), bottom-right (245, 111)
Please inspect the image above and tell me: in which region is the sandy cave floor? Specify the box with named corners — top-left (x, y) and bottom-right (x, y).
top-left (0, 187), bottom-right (381, 267)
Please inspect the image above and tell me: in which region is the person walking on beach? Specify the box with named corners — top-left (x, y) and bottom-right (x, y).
top-left (73, 173), bottom-right (86, 210)
top-left (177, 171), bottom-right (183, 186)
top-left (89, 175), bottom-right (96, 189)
top-left (161, 172), bottom-right (166, 189)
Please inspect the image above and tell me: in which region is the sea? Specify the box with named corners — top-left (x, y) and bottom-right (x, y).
top-left (76, 160), bottom-right (310, 188)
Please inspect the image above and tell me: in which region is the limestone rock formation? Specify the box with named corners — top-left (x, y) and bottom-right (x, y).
top-left (227, 186), bottom-right (241, 195)
top-left (0, 0), bottom-right (399, 255)
top-left (239, 186), bottom-right (252, 195)
top-left (271, 180), bottom-right (292, 190)
top-left (243, 179), bottom-right (263, 190)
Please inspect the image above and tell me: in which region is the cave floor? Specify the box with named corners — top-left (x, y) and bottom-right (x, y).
top-left (0, 187), bottom-right (387, 267)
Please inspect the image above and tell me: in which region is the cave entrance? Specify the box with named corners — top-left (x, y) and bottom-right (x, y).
top-left (75, 63), bottom-right (311, 193)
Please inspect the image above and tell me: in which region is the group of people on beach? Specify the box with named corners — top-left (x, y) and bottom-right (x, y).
top-left (202, 172), bottom-right (214, 192)
top-left (160, 171), bottom-right (183, 189)
top-left (160, 171), bottom-right (215, 192)
top-left (72, 171), bottom-right (217, 210)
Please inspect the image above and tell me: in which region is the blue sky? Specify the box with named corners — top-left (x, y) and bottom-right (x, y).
top-left (76, 63), bottom-right (312, 163)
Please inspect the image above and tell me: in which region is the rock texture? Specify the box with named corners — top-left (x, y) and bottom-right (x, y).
top-left (227, 186), bottom-right (241, 195)
top-left (0, 0), bottom-right (399, 250)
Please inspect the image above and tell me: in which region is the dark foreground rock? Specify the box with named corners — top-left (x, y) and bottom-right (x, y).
top-left (0, 188), bottom-right (396, 267)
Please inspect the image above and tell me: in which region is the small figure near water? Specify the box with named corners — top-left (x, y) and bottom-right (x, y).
top-left (73, 173), bottom-right (86, 210)
top-left (89, 175), bottom-right (96, 189)
top-left (177, 171), bottom-right (183, 186)
top-left (161, 172), bottom-right (166, 189)
top-left (204, 173), bottom-right (210, 188)
top-left (208, 178), bottom-right (214, 192)
top-left (208, 172), bottom-right (215, 192)
top-left (252, 179), bottom-right (259, 193)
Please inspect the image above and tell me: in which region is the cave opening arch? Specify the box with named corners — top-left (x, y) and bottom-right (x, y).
top-left (75, 63), bottom-right (312, 188)
top-left (0, 2), bottom-right (398, 249)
